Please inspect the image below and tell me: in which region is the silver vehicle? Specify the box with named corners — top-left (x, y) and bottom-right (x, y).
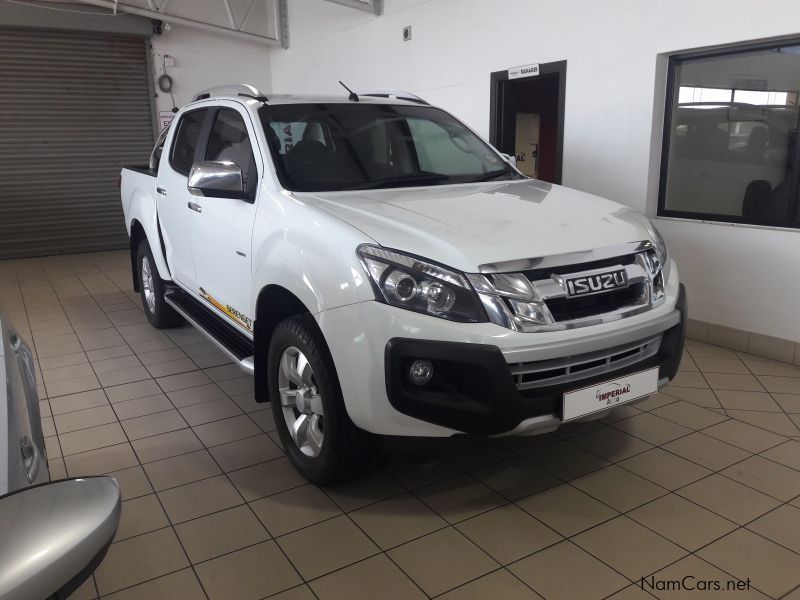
top-left (0, 309), bottom-right (121, 600)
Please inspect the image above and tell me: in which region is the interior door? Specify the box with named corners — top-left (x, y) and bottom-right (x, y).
top-left (156, 108), bottom-right (210, 288)
top-left (191, 106), bottom-right (260, 335)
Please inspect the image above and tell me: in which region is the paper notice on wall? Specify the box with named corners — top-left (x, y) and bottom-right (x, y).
top-left (159, 111), bottom-right (175, 131)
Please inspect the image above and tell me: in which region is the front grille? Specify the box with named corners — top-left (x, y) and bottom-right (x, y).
top-left (510, 335), bottom-right (661, 391)
top-left (545, 283), bottom-right (645, 322)
top-left (522, 252), bottom-right (639, 281)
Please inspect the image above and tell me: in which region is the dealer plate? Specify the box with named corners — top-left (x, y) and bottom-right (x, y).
top-left (562, 367), bottom-right (659, 422)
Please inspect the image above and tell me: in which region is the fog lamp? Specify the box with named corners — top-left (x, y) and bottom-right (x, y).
top-left (409, 359), bottom-right (434, 386)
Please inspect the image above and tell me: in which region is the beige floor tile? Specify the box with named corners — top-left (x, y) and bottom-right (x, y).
top-left (773, 393), bottom-right (800, 413)
top-left (249, 407), bottom-right (277, 433)
top-left (121, 409), bottom-right (188, 441)
top-left (573, 515), bottom-right (686, 580)
top-left (660, 386), bottom-right (721, 408)
top-left (115, 494), bottom-right (170, 541)
top-left (131, 428), bottom-right (204, 463)
top-left (509, 540), bottom-right (628, 600)
top-left (38, 351), bottom-right (88, 370)
top-left (571, 465), bottom-right (667, 512)
top-left (265, 584), bottom-right (316, 600)
top-left (102, 568), bottom-right (206, 600)
top-left (457, 504), bottom-right (562, 564)
top-left (472, 457), bottom-right (560, 501)
top-left (192, 414), bottom-right (261, 447)
top-left (715, 390), bottom-right (782, 412)
top-left (143, 449), bottom-right (221, 491)
top-left (571, 426), bottom-right (654, 462)
top-left (42, 362), bottom-right (95, 383)
top-left (86, 345), bottom-right (133, 362)
top-left (761, 440), bottom-right (800, 471)
top-left (113, 393), bottom-right (172, 420)
top-left (435, 436), bottom-right (514, 470)
top-left (668, 371), bottom-right (709, 388)
top-left (388, 527), bottom-right (498, 596)
top-left (416, 474), bottom-right (506, 524)
top-left (349, 491), bottom-right (446, 550)
top-left (166, 382), bottom-right (228, 407)
top-left (646, 555), bottom-right (768, 600)
top-left (611, 412), bottom-right (693, 445)
top-left (758, 375), bottom-right (800, 394)
top-left (59, 421), bottom-right (127, 456)
top-left (250, 484), bottom-right (342, 537)
top-left (652, 400), bottom-right (729, 429)
top-left (46, 373), bottom-right (101, 398)
top-left (629, 493), bottom-right (737, 551)
top-left (64, 442), bottom-right (138, 476)
top-left (383, 449), bottom-right (463, 489)
top-left (748, 504), bottom-right (800, 554)
top-left (277, 514), bottom-right (379, 580)
top-left (94, 527), bottom-right (189, 595)
top-left (727, 409), bottom-right (800, 436)
top-left (687, 344), bottom-right (739, 359)
top-left (526, 440), bottom-right (610, 480)
top-left (439, 569), bottom-right (543, 599)
top-left (175, 504), bottom-right (269, 563)
top-left (741, 356), bottom-right (800, 377)
top-left (105, 379), bottom-right (163, 403)
top-left (228, 457), bottom-right (307, 501)
top-left (677, 474), bottom-right (781, 525)
top-left (53, 404), bottom-right (117, 434)
top-left (50, 390), bottom-right (108, 415)
top-left (517, 483), bottom-right (618, 537)
top-left (179, 397), bottom-right (242, 426)
top-left (195, 541), bottom-right (302, 600)
top-left (619, 448), bottom-right (711, 490)
top-left (158, 474), bottom-right (243, 523)
top-left (156, 370), bottom-right (211, 392)
top-left (703, 419), bottom-right (786, 453)
top-left (310, 554), bottom-right (426, 600)
top-left (630, 392), bottom-right (679, 411)
top-left (694, 357), bottom-right (750, 374)
top-left (146, 357), bottom-right (198, 378)
top-left (209, 433), bottom-right (283, 472)
top-left (91, 354), bottom-right (143, 374)
top-left (323, 470), bottom-right (405, 512)
top-left (96, 365), bottom-right (151, 388)
top-left (66, 576), bottom-right (97, 600)
top-left (698, 528), bottom-right (800, 598)
top-left (111, 465), bottom-right (154, 501)
top-left (722, 455), bottom-right (800, 501)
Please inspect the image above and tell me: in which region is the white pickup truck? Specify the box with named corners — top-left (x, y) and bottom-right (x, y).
top-left (120, 84), bottom-right (686, 484)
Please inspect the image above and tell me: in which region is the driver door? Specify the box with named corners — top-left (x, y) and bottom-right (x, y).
top-left (190, 105), bottom-right (261, 335)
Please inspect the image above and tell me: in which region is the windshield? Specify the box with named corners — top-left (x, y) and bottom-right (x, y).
top-left (259, 103), bottom-right (522, 191)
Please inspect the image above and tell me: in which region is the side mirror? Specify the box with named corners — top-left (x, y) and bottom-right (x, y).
top-left (500, 153), bottom-right (518, 168)
top-left (0, 477), bottom-right (121, 600)
top-left (188, 161), bottom-right (245, 198)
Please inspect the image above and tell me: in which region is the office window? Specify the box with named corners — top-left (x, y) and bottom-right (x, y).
top-left (659, 42), bottom-right (800, 226)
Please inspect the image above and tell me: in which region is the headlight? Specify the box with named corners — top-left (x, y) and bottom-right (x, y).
top-left (357, 245), bottom-right (487, 323)
top-left (648, 221), bottom-right (669, 271)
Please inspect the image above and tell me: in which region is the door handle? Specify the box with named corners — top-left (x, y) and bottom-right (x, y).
top-left (157, 187), bottom-right (167, 196)
top-left (187, 201), bottom-right (202, 213)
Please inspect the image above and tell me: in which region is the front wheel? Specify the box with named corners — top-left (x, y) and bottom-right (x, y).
top-left (268, 315), bottom-right (382, 485)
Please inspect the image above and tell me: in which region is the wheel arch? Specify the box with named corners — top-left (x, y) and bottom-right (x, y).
top-left (129, 220), bottom-right (147, 292)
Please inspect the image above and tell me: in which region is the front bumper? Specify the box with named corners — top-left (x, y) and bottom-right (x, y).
top-left (315, 262), bottom-right (685, 437)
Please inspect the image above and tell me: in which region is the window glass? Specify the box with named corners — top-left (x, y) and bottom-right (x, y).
top-left (206, 109), bottom-right (256, 189)
top-left (170, 109), bottom-right (207, 176)
top-left (259, 103), bottom-right (519, 192)
top-left (661, 44), bottom-right (800, 225)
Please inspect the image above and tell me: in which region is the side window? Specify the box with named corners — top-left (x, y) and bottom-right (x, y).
top-left (205, 109), bottom-right (256, 189)
top-left (170, 109), bottom-right (207, 176)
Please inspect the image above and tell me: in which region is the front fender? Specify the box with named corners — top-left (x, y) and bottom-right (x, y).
top-left (250, 191), bottom-right (376, 315)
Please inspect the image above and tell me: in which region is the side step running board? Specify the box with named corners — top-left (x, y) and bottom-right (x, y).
top-left (164, 288), bottom-right (255, 376)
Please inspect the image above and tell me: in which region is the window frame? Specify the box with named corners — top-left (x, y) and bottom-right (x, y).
top-left (657, 39), bottom-right (800, 229)
top-left (169, 107), bottom-right (211, 177)
top-left (203, 107), bottom-right (258, 202)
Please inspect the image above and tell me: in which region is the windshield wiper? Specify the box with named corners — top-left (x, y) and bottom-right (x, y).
top-left (348, 173), bottom-right (451, 190)
top-left (472, 169), bottom-right (516, 182)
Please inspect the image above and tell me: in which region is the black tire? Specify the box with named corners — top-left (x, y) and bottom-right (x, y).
top-left (269, 314), bottom-right (382, 485)
top-left (136, 240), bottom-right (183, 329)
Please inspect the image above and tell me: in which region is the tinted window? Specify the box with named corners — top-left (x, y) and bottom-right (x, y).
top-left (170, 109), bottom-right (207, 176)
top-left (205, 109), bottom-right (256, 190)
top-left (660, 43), bottom-right (800, 226)
top-left (260, 103), bottom-right (520, 192)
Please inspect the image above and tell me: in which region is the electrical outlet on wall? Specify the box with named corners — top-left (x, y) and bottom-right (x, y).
top-left (403, 26), bottom-right (412, 41)
top-left (164, 55), bottom-right (176, 68)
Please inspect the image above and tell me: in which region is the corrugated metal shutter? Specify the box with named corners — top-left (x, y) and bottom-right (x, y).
top-left (0, 27), bottom-right (154, 258)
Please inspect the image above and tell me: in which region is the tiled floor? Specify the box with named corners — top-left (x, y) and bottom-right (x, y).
top-left (2, 251), bottom-right (800, 599)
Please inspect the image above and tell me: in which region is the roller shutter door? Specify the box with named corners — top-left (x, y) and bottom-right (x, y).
top-left (0, 27), bottom-right (154, 258)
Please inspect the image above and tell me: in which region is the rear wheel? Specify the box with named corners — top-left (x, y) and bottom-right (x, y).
top-left (136, 240), bottom-right (183, 329)
top-left (269, 314), bottom-right (382, 485)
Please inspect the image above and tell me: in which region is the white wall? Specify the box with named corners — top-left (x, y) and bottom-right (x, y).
top-left (150, 25), bottom-right (271, 116)
top-left (268, 0), bottom-right (800, 341)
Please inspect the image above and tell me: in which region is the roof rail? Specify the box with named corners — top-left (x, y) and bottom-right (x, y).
top-left (359, 88), bottom-right (429, 105)
top-left (192, 83), bottom-right (268, 103)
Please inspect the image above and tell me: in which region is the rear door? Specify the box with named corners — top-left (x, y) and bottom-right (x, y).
top-left (156, 108), bottom-right (210, 288)
top-left (191, 105), bottom-right (261, 335)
